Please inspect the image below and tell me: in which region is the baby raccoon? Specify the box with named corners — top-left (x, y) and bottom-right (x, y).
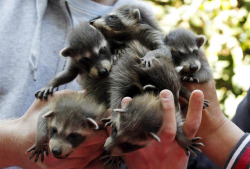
top-left (91, 4), bottom-right (171, 62)
top-left (165, 28), bottom-right (212, 83)
top-left (27, 92), bottom-right (106, 162)
top-left (35, 22), bottom-right (112, 100)
top-left (102, 42), bottom-right (204, 157)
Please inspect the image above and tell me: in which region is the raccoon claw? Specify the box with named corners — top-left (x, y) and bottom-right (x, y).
top-left (181, 76), bottom-right (199, 83)
top-left (27, 144), bottom-right (49, 162)
top-left (203, 100), bottom-right (209, 109)
top-left (184, 137), bottom-right (204, 157)
top-left (141, 52), bottom-right (160, 68)
top-left (105, 121), bottom-right (112, 127)
top-left (100, 155), bottom-right (122, 169)
top-left (35, 86), bottom-right (54, 100)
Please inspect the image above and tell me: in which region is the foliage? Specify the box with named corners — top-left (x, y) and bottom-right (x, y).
top-left (142, 0), bottom-right (250, 118)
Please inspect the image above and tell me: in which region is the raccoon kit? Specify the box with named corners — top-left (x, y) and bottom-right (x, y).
top-left (35, 22), bottom-right (112, 102)
top-left (91, 4), bottom-right (171, 63)
top-left (27, 92), bottom-right (106, 162)
top-left (165, 28), bottom-right (212, 83)
top-left (102, 42), bottom-right (204, 157)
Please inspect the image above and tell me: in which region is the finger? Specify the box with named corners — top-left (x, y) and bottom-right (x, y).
top-left (159, 90), bottom-right (176, 139)
top-left (183, 90), bottom-right (204, 138)
top-left (121, 97), bottom-right (132, 109)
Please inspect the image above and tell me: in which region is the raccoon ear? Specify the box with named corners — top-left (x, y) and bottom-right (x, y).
top-left (196, 35), bottom-right (206, 48)
top-left (60, 47), bottom-right (73, 57)
top-left (42, 111), bottom-right (55, 118)
top-left (132, 9), bottom-right (141, 21)
top-left (87, 117), bottom-right (99, 130)
top-left (149, 132), bottom-right (161, 142)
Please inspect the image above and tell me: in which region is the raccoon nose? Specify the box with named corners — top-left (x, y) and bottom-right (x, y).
top-left (190, 65), bottom-right (198, 72)
top-left (98, 68), bottom-right (108, 77)
top-left (52, 148), bottom-right (62, 156)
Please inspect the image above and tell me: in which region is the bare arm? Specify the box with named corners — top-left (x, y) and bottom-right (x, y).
top-left (0, 90), bottom-right (108, 169)
top-left (184, 79), bottom-right (244, 168)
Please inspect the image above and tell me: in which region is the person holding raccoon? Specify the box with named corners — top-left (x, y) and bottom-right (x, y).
top-left (0, 0), bottom-right (249, 169)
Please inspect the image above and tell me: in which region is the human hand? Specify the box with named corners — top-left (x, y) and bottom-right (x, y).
top-left (0, 90), bottom-right (108, 169)
top-left (122, 89), bottom-right (204, 169)
top-left (183, 78), bottom-right (244, 168)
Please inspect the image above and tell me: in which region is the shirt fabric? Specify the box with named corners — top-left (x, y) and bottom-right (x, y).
top-left (0, 0), bottom-right (149, 120)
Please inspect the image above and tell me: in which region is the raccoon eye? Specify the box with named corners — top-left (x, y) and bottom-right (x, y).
top-left (111, 126), bottom-right (117, 136)
top-left (79, 57), bottom-right (91, 65)
top-left (120, 142), bottom-right (145, 153)
top-left (68, 133), bottom-right (81, 139)
top-left (108, 15), bottom-right (117, 21)
top-left (99, 48), bottom-right (107, 55)
top-left (178, 51), bottom-right (184, 56)
top-left (193, 50), bottom-right (198, 55)
top-left (51, 127), bottom-right (57, 134)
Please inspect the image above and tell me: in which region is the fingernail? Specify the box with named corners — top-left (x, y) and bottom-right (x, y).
top-left (161, 90), bottom-right (171, 100)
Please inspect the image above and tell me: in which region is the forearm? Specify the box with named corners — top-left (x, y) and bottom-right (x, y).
top-left (199, 110), bottom-right (244, 168)
top-left (0, 119), bottom-right (37, 168)
top-left (185, 80), bottom-right (244, 168)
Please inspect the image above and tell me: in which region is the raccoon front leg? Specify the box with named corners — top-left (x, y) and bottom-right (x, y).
top-left (141, 47), bottom-right (172, 67)
top-left (26, 114), bottom-right (49, 162)
top-left (175, 114), bottom-right (204, 156)
top-left (35, 59), bottom-right (79, 99)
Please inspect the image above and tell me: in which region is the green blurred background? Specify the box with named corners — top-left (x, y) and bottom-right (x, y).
top-left (141, 0), bottom-right (250, 118)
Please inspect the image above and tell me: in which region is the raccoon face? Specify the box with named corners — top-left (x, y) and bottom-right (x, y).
top-left (43, 110), bottom-right (100, 159)
top-left (171, 48), bottom-right (201, 75)
top-left (48, 126), bottom-right (86, 159)
top-left (91, 5), bottom-right (141, 38)
top-left (61, 39), bottom-right (112, 78)
top-left (104, 121), bottom-right (148, 156)
top-left (104, 94), bottom-right (162, 156)
top-left (167, 33), bottom-right (206, 75)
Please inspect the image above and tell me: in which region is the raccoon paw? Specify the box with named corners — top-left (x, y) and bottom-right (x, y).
top-left (35, 86), bottom-right (54, 100)
top-left (26, 143), bottom-right (49, 162)
top-left (100, 155), bottom-right (122, 169)
top-left (203, 100), bottom-right (209, 109)
top-left (181, 76), bottom-right (199, 83)
top-left (184, 137), bottom-right (204, 157)
top-left (141, 51), bottom-right (160, 68)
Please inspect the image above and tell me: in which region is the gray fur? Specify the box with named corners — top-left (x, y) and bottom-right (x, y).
top-left (104, 42), bottom-right (202, 156)
top-left (92, 4), bottom-right (166, 51)
top-left (35, 22), bottom-right (112, 101)
top-left (27, 92), bottom-right (107, 162)
top-left (165, 28), bottom-right (212, 83)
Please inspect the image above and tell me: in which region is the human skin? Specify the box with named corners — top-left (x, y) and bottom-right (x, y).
top-left (0, 89), bottom-right (204, 169)
top-left (0, 90), bottom-right (108, 169)
top-left (0, 81), bottom-right (244, 169)
top-left (123, 89), bottom-right (204, 169)
top-left (184, 79), bottom-right (244, 168)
